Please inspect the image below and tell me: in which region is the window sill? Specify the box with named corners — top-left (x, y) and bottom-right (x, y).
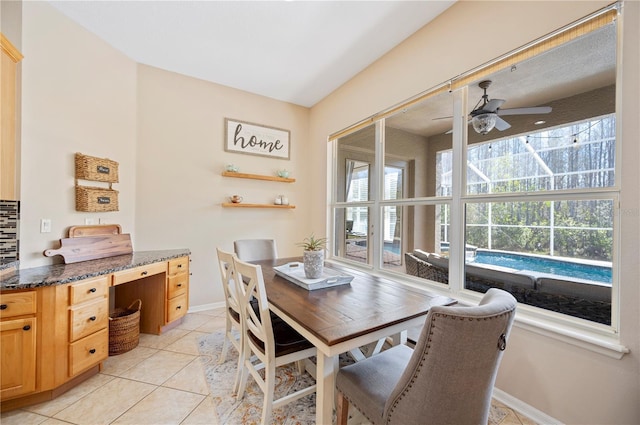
top-left (512, 313), bottom-right (629, 359)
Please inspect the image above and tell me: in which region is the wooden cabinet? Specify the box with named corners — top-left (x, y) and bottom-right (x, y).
top-left (166, 257), bottom-right (189, 323)
top-left (67, 276), bottom-right (109, 377)
top-left (0, 254), bottom-right (190, 411)
top-left (0, 291), bottom-right (37, 399)
top-left (0, 34), bottom-right (23, 200)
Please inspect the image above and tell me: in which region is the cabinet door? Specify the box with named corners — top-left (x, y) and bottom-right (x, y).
top-left (1, 317), bottom-right (36, 398)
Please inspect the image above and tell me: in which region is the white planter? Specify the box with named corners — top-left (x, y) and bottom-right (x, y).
top-left (303, 250), bottom-right (325, 279)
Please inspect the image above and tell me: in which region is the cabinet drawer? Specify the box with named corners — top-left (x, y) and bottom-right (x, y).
top-left (167, 293), bottom-right (188, 323)
top-left (69, 276), bottom-right (109, 305)
top-left (168, 256), bottom-right (189, 276)
top-left (167, 273), bottom-right (188, 299)
top-left (69, 328), bottom-right (108, 377)
top-left (112, 262), bottom-right (166, 286)
top-left (69, 298), bottom-right (109, 342)
top-left (0, 291), bottom-right (36, 319)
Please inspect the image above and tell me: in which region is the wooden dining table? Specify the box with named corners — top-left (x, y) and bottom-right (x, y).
top-left (254, 257), bottom-right (457, 425)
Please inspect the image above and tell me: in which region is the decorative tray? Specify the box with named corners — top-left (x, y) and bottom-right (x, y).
top-left (273, 262), bottom-right (354, 291)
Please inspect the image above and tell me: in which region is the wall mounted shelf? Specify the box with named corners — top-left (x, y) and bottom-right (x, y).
top-left (221, 171), bottom-right (295, 183)
top-left (221, 203), bottom-right (295, 209)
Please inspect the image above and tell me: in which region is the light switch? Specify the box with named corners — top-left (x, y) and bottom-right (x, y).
top-left (40, 219), bottom-right (52, 233)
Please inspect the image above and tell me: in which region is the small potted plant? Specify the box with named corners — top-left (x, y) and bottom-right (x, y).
top-left (297, 234), bottom-right (328, 279)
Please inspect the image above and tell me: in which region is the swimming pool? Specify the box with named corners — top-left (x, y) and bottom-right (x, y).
top-left (470, 250), bottom-right (612, 284)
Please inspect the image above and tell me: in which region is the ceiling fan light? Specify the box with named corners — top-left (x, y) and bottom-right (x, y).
top-left (472, 113), bottom-right (497, 135)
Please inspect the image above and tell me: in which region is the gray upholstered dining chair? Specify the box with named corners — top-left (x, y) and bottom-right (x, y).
top-left (233, 257), bottom-right (317, 425)
top-left (215, 248), bottom-right (243, 393)
top-left (336, 288), bottom-right (517, 425)
top-left (234, 239), bottom-right (278, 262)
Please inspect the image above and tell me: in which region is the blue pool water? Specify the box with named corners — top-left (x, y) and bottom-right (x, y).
top-left (384, 242), bottom-right (401, 255)
top-left (471, 250), bottom-right (612, 284)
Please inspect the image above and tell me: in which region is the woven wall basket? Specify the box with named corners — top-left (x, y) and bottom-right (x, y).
top-left (75, 153), bottom-right (119, 183)
top-left (75, 185), bottom-right (119, 212)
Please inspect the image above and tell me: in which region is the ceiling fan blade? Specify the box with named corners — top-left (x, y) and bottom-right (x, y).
top-left (497, 106), bottom-right (552, 116)
top-left (494, 116), bottom-right (511, 131)
top-left (483, 99), bottom-right (505, 112)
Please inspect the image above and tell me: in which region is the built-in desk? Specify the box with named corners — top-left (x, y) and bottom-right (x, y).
top-left (0, 249), bottom-right (190, 411)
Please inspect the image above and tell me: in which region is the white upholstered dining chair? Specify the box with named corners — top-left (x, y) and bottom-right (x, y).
top-left (336, 288), bottom-right (517, 425)
top-left (233, 239), bottom-right (278, 262)
top-left (215, 248), bottom-right (243, 393)
top-left (233, 257), bottom-right (317, 425)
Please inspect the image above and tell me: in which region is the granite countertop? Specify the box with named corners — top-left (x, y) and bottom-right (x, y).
top-left (0, 249), bottom-right (191, 291)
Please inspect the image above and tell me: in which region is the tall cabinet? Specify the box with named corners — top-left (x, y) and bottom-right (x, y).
top-left (1, 33), bottom-right (23, 200)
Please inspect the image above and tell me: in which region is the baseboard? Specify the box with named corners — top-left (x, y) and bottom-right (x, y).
top-left (493, 388), bottom-right (563, 425)
top-left (188, 301), bottom-right (225, 313)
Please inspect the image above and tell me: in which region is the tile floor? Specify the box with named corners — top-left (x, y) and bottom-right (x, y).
top-left (1, 307), bottom-right (536, 425)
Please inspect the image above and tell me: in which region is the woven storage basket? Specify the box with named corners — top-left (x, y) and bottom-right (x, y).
top-left (75, 153), bottom-right (119, 183)
top-left (76, 185), bottom-right (119, 212)
top-left (109, 299), bottom-right (141, 356)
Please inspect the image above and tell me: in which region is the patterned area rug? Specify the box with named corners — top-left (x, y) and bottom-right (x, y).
top-left (198, 331), bottom-right (509, 425)
top-left (198, 330), bottom-right (317, 424)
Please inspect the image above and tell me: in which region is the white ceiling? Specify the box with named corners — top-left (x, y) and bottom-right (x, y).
top-left (48, 0), bottom-right (456, 108)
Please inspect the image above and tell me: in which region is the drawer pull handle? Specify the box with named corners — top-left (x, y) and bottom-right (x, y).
top-left (176, 305), bottom-right (182, 310)
top-left (89, 288), bottom-right (97, 293)
top-left (178, 264), bottom-right (183, 268)
top-left (89, 316), bottom-right (97, 321)
top-left (141, 271), bottom-right (148, 276)
top-left (177, 283), bottom-right (182, 287)
top-left (23, 325), bottom-right (31, 331)
top-left (89, 348), bottom-right (96, 354)
top-left (0, 304), bottom-right (7, 310)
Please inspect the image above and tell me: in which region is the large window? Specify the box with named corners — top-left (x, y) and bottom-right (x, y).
top-left (330, 9), bottom-right (618, 328)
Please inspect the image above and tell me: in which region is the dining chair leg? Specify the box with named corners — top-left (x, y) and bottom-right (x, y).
top-left (236, 347), bottom-right (251, 399)
top-left (296, 359), bottom-right (305, 375)
top-left (337, 391), bottom-right (349, 425)
top-left (261, 366), bottom-right (276, 425)
top-left (232, 344), bottom-right (243, 394)
top-left (219, 319), bottom-right (232, 364)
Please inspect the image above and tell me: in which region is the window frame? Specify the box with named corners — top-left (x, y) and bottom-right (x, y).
top-left (327, 2), bottom-right (627, 357)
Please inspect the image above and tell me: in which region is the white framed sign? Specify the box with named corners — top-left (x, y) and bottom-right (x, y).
top-left (224, 118), bottom-right (290, 160)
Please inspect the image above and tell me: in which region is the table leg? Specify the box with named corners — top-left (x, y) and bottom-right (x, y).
top-left (389, 329), bottom-right (408, 346)
top-left (316, 352), bottom-right (337, 425)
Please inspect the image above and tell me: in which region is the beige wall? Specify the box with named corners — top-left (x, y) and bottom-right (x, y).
top-left (135, 64), bottom-right (311, 306)
top-left (20, 1), bottom-right (137, 268)
top-left (1, 0), bottom-right (22, 51)
top-left (309, 1), bottom-right (639, 424)
top-left (20, 2), bottom-right (312, 308)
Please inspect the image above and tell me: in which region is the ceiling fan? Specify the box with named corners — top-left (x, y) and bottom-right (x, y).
top-left (443, 80), bottom-right (552, 135)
